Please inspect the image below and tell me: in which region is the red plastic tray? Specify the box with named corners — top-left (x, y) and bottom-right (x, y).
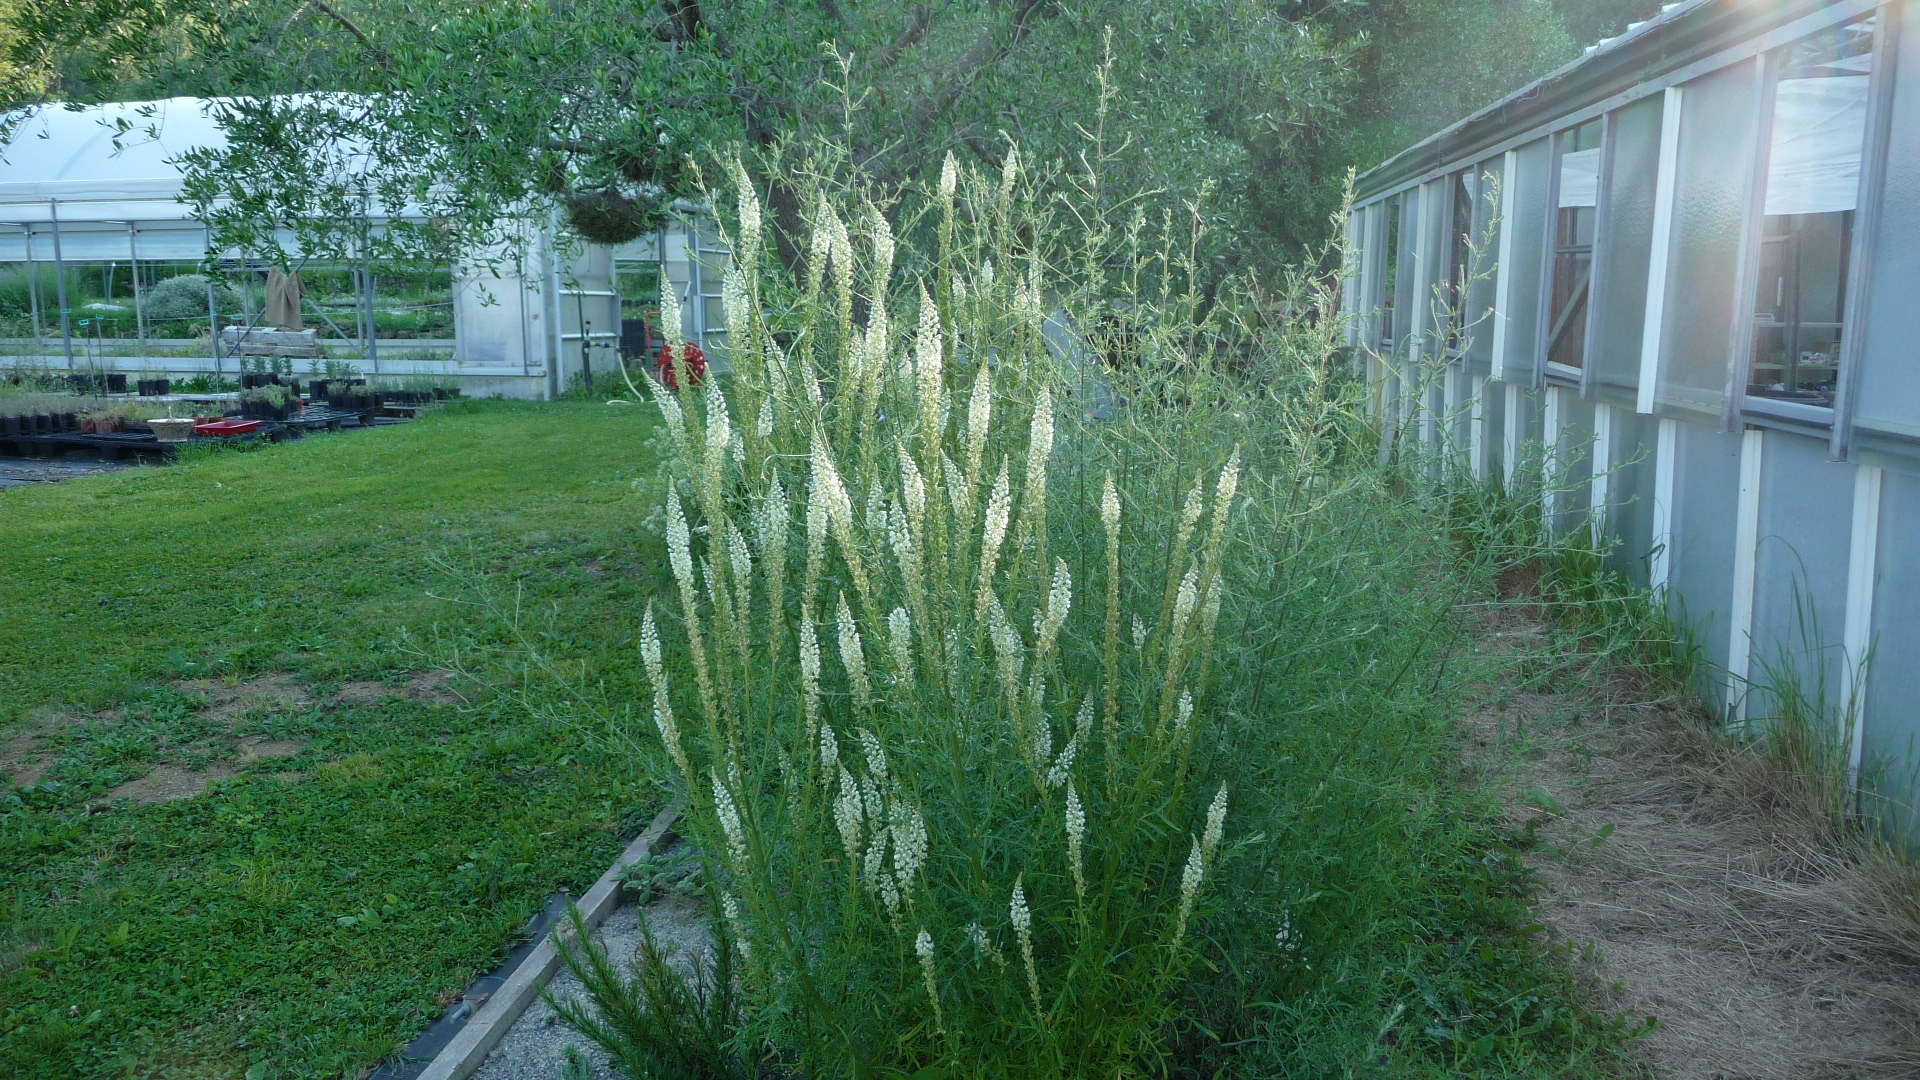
top-left (192, 419), bottom-right (263, 436)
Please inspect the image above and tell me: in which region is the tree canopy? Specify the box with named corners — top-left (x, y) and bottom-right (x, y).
top-left (1, 0), bottom-right (1663, 273)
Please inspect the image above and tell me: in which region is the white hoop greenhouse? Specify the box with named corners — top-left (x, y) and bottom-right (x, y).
top-left (0, 97), bottom-right (728, 398)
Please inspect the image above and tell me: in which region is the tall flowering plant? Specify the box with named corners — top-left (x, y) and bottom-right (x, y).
top-left (636, 151), bottom-right (1243, 1078)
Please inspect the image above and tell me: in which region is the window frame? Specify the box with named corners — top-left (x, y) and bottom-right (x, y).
top-left (1536, 115), bottom-right (1610, 388)
top-left (1730, 10), bottom-right (1897, 448)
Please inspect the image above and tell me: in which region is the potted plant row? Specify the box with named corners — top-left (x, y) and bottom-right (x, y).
top-left (238, 385), bottom-right (299, 421)
top-left (325, 385), bottom-right (379, 414)
top-left (80, 406), bottom-right (138, 434)
top-left (1, 412), bottom-right (79, 438)
top-left (67, 372), bottom-right (129, 394)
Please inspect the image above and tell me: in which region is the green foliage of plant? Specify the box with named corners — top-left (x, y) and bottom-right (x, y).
top-left (237, 383), bottom-right (289, 406)
top-left (141, 273), bottom-right (237, 323)
top-left (550, 905), bottom-right (762, 1080)
top-left (0, 401), bottom-right (681, 1078)
top-left (554, 115), bottom-right (1649, 1075)
top-left (0, 264), bottom-right (57, 318)
top-left (173, 373), bottom-right (239, 393)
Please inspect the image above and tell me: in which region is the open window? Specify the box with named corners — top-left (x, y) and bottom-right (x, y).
top-left (1443, 170), bottom-right (1474, 351)
top-left (1378, 193), bottom-right (1401, 352)
top-left (1745, 15), bottom-right (1878, 413)
top-left (1545, 118), bottom-right (1602, 375)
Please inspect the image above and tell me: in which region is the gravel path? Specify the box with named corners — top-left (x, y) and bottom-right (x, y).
top-left (470, 891), bottom-right (713, 1080)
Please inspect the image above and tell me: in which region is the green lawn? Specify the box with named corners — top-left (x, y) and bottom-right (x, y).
top-left (0, 401), bottom-right (675, 1079)
top-left (0, 399), bottom-right (1646, 1079)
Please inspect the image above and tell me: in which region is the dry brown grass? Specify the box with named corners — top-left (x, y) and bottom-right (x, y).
top-left (1466, 605), bottom-right (1920, 1080)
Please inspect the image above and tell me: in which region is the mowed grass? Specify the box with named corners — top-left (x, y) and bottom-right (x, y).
top-left (0, 401), bottom-right (675, 1078)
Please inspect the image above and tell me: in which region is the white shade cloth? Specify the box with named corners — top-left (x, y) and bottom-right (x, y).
top-left (1765, 75), bottom-right (1868, 216)
top-left (1557, 148), bottom-right (1600, 209)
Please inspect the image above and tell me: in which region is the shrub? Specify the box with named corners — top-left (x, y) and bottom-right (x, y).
top-left (567, 97), bottom-right (1632, 1080)
top-left (0, 266), bottom-right (59, 318)
top-left (142, 274), bottom-right (238, 323)
top-left (617, 129), bottom-right (1281, 1078)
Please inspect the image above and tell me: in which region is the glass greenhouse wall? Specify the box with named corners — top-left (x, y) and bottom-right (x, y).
top-left (1348, 0), bottom-right (1920, 841)
top-left (0, 98), bottom-right (727, 398)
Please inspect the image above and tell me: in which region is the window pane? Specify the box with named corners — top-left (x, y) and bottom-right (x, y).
top-left (1547, 119), bottom-right (1603, 371)
top-left (1445, 170), bottom-right (1472, 345)
top-left (1655, 59), bottom-right (1762, 420)
top-left (1588, 95), bottom-right (1665, 402)
top-left (1464, 158), bottom-right (1503, 372)
top-left (1747, 16), bottom-right (1875, 409)
top-left (1497, 138), bottom-right (1553, 384)
top-left (1847, 0), bottom-right (1920, 457)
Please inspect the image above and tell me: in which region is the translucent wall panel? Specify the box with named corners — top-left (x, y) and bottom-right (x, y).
top-left (1604, 410), bottom-right (1662, 588)
top-left (1479, 376), bottom-right (1508, 484)
top-left (1549, 392), bottom-right (1596, 537)
top-left (1413, 178), bottom-right (1450, 364)
top-left (1747, 431), bottom-right (1853, 723)
top-left (1391, 195), bottom-right (1419, 349)
top-left (1668, 421), bottom-right (1747, 714)
top-left (1366, 201), bottom-right (1390, 349)
top-left (1464, 158), bottom-right (1504, 375)
top-left (1848, 1), bottom-right (1920, 460)
top-left (1502, 384), bottom-right (1543, 490)
top-left (1865, 466), bottom-right (1920, 845)
top-left (1654, 60), bottom-right (1762, 421)
top-left (1496, 139), bottom-right (1553, 384)
top-left (1588, 94), bottom-right (1665, 404)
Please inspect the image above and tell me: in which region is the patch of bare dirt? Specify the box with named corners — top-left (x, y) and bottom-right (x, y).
top-left (332, 680), bottom-right (390, 704)
top-left (332, 670), bottom-right (462, 706)
top-left (2, 722), bottom-right (48, 788)
top-left (1466, 608), bottom-right (1920, 1079)
top-left (4, 756), bottom-right (47, 788)
top-left (111, 763), bottom-right (237, 804)
top-left (237, 738), bottom-right (304, 763)
top-left (404, 668), bottom-right (463, 705)
top-left (180, 673), bottom-right (312, 722)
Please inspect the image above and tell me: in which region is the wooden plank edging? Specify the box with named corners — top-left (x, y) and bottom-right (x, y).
top-left (415, 797), bottom-right (685, 1080)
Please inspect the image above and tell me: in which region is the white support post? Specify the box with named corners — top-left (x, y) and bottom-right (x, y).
top-left (1638, 86), bottom-right (1684, 415)
top-left (1590, 403), bottom-right (1614, 548)
top-left (1650, 417), bottom-right (1679, 595)
top-left (1414, 183), bottom-right (1438, 454)
top-left (1726, 428), bottom-right (1765, 728)
top-left (1542, 386), bottom-right (1565, 534)
top-left (1470, 375), bottom-right (1489, 483)
top-left (1503, 382), bottom-right (1522, 491)
top-left (1843, 464), bottom-right (1883, 789)
top-left (1490, 150), bottom-right (1518, 379)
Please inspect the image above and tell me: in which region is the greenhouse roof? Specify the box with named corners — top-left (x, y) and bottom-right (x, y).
top-left (0, 98), bottom-right (231, 213)
top-left (1353, 0), bottom-right (1862, 201)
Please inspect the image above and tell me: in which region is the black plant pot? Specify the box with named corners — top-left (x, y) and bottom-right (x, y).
top-left (2, 416), bottom-right (19, 438)
top-left (154, 379), bottom-right (170, 397)
top-left (310, 380), bottom-right (331, 399)
top-left (432, 387), bottom-right (448, 400)
top-left (106, 373), bottom-right (128, 394)
top-left (56, 412), bottom-right (76, 433)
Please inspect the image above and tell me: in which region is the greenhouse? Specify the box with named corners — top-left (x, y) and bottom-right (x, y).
top-left (0, 97), bottom-right (729, 399)
top-left (1347, 0), bottom-right (1920, 834)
